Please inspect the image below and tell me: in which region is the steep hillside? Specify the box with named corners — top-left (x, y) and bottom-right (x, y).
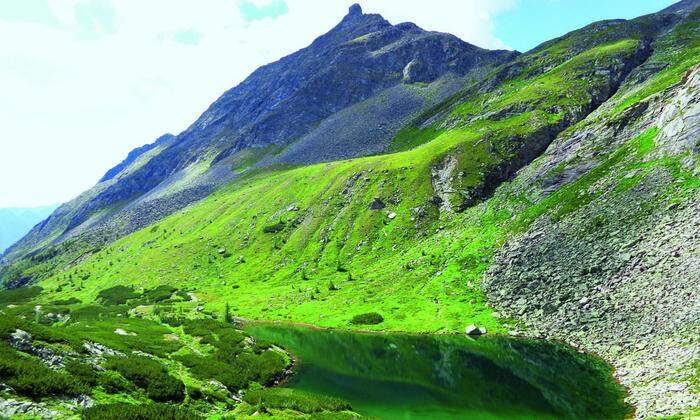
top-left (0, 206), bottom-right (58, 254)
top-left (3, 4), bottom-right (515, 264)
top-left (0, 1), bottom-right (698, 418)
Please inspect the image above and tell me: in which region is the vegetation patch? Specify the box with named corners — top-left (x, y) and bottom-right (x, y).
top-left (350, 312), bottom-right (384, 325)
top-left (104, 355), bottom-right (185, 402)
top-left (243, 387), bottom-right (352, 414)
top-left (175, 318), bottom-right (288, 390)
top-left (65, 317), bottom-right (182, 357)
top-left (263, 221), bottom-right (286, 233)
top-left (389, 126), bottom-right (443, 152)
top-left (81, 403), bottom-right (202, 420)
top-left (0, 343), bottom-right (84, 399)
top-left (52, 297), bottom-right (82, 306)
top-left (97, 285), bottom-right (140, 305)
top-left (140, 285), bottom-right (179, 304)
top-left (0, 286), bottom-right (42, 306)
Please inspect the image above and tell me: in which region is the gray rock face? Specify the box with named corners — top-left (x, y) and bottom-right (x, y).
top-left (9, 329), bottom-right (63, 368)
top-left (484, 64), bottom-right (700, 418)
top-left (0, 399), bottom-right (60, 419)
top-left (83, 341), bottom-right (124, 358)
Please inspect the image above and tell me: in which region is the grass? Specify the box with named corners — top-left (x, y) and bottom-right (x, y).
top-left (243, 387), bottom-right (353, 414)
top-left (65, 317), bottom-right (182, 357)
top-left (81, 403), bottom-right (202, 420)
top-left (389, 126), bottom-right (443, 152)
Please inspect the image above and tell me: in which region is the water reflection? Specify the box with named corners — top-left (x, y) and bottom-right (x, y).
top-left (245, 324), bottom-right (630, 419)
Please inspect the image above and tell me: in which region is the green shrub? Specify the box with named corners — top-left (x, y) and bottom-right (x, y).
top-left (70, 304), bottom-right (128, 320)
top-left (52, 297), bottom-right (82, 305)
top-left (160, 314), bottom-right (184, 327)
top-left (104, 356), bottom-right (184, 402)
top-left (141, 285), bottom-right (178, 303)
top-left (0, 343), bottom-right (84, 399)
top-left (243, 387), bottom-right (352, 413)
top-left (65, 317), bottom-right (182, 357)
top-left (0, 286), bottom-right (42, 306)
top-left (177, 349), bottom-right (286, 391)
top-left (0, 314), bottom-right (78, 348)
top-left (173, 319), bottom-right (287, 391)
top-left (97, 286), bottom-right (139, 305)
top-left (232, 350), bottom-right (288, 385)
top-left (81, 403), bottom-right (201, 420)
top-left (97, 370), bottom-right (133, 394)
top-left (181, 319), bottom-right (245, 350)
top-left (176, 354), bottom-right (248, 391)
top-left (350, 312), bottom-right (384, 325)
top-left (65, 359), bottom-right (99, 387)
top-left (263, 221), bottom-right (286, 233)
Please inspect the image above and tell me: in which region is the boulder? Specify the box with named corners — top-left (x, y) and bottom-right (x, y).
top-left (369, 198), bottom-right (386, 210)
top-left (465, 324), bottom-right (487, 335)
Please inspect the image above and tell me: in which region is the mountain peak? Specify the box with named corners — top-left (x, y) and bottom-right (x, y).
top-left (348, 3), bottom-right (363, 17)
top-left (660, 0), bottom-right (700, 15)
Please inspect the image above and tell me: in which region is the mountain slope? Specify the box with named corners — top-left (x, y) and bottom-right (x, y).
top-left (0, 206), bottom-right (58, 254)
top-left (0, 1), bottom-right (698, 417)
top-left (3, 4), bottom-right (515, 264)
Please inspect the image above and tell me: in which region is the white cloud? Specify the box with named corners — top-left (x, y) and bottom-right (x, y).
top-left (0, 0), bottom-right (513, 207)
top-left (361, 0), bottom-right (516, 49)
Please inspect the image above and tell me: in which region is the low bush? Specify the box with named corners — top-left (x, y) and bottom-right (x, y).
top-left (176, 354), bottom-right (248, 391)
top-left (0, 314), bottom-right (78, 348)
top-left (0, 343), bottom-right (84, 399)
top-left (141, 285), bottom-right (178, 303)
top-left (243, 387), bottom-right (352, 413)
top-left (232, 350), bottom-right (288, 385)
top-left (176, 318), bottom-right (287, 391)
top-left (65, 317), bottom-right (182, 357)
top-left (97, 370), bottom-right (133, 394)
top-left (177, 349), bottom-right (286, 391)
top-left (350, 312), bottom-right (384, 325)
top-left (0, 286), bottom-right (42, 306)
top-left (65, 359), bottom-right (99, 387)
top-left (104, 356), bottom-right (184, 402)
top-left (70, 304), bottom-right (128, 320)
top-left (263, 221), bottom-right (286, 233)
top-left (52, 297), bottom-right (82, 305)
top-left (81, 403), bottom-right (201, 420)
top-left (181, 319), bottom-right (245, 351)
top-left (97, 286), bottom-right (139, 305)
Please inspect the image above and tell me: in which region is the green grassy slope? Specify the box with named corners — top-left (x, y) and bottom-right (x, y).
top-left (19, 17), bottom-right (687, 334)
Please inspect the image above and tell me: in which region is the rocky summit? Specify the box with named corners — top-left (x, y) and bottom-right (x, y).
top-left (0, 1), bottom-right (698, 418)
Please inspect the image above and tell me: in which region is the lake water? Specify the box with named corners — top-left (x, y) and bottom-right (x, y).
top-left (245, 324), bottom-right (631, 419)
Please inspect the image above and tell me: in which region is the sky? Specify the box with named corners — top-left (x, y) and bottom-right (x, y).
top-left (0, 0), bottom-right (678, 208)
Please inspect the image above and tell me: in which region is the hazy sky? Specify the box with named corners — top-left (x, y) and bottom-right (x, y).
top-left (0, 0), bottom-right (677, 207)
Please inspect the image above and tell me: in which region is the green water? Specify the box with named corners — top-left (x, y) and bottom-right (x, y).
top-left (245, 324), bottom-right (631, 419)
